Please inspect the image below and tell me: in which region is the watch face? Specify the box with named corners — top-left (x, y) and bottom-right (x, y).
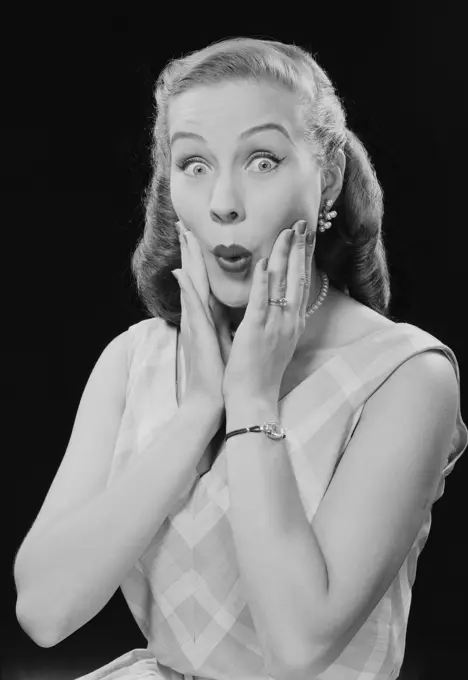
top-left (265, 421), bottom-right (285, 440)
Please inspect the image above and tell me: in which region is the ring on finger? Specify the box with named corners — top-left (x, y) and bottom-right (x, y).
top-left (269, 297), bottom-right (288, 308)
top-left (269, 228), bottom-right (297, 308)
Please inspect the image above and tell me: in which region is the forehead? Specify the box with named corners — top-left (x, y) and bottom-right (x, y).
top-left (168, 79), bottom-right (303, 138)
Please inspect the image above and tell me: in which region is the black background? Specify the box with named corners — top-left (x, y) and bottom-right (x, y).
top-left (3, 7), bottom-right (467, 679)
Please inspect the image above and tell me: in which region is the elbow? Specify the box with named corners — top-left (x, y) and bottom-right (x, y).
top-left (267, 660), bottom-right (315, 680)
top-left (266, 645), bottom-right (315, 680)
top-left (268, 657), bottom-right (330, 680)
top-left (267, 638), bottom-right (344, 680)
top-left (16, 597), bottom-right (64, 649)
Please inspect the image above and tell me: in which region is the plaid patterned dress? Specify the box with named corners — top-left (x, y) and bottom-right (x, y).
top-left (77, 317), bottom-right (467, 680)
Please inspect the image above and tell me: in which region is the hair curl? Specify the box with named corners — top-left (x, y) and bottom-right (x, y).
top-left (131, 36), bottom-right (393, 328)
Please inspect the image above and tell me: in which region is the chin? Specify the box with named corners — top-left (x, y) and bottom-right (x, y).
top-left (207, 263), bottom-right (253, 308)
top-left (212, 288), bottom-right (249, 309)
top-left (216, 296), bottom-right (248, 310)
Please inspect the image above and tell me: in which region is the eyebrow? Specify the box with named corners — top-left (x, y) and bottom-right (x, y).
top-left (170, 122), bottom-right (293, 147)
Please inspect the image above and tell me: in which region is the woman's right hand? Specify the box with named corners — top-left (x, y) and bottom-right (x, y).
top-left (172, 220), bottom-right (232, 416)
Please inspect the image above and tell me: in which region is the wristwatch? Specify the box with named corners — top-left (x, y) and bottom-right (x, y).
top-left (224, 420), bottom-right (286, 442)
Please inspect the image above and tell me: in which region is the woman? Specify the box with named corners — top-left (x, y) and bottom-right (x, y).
top-left (14, 37), bottom-right (467, 679)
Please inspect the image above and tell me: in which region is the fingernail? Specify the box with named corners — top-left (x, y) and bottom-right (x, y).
top-left (298, 220), bottom-right (308, 235)
top-left (306, 230), bottom-right (315, 245)
top-left (183, 232), bottom-right (189, 245)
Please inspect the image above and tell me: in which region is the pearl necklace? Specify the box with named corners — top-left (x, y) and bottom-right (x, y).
top-left (305, 269), bottom-right (329, 318)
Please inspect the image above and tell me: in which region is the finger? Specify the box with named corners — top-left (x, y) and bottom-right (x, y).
top-left (176, 271), bottom-right (190, 356)
top-left (183, 231), bottom-right (212, 320)
top-left (177, 224), bottom-right (208, 327)
top-left (209, 294), bottom-right (227, 333)
top-left (173, 268), bottom-right (191, 333)
top-left (209, 293), bottom-right (233, 364)
top-left (175, 268), bottom-right (208, 337)
top-left (299, 227), bottom-right (317, 319)
top-left (286, 219), bottom-right (308, 312)
top-left (180, 285), bottom-right (189, 340)
top-left (177, 221), bottom-right (191, 274)
top-left (177, 221), bottom-right (213, 324)
top-left (268, 228), bottom-right (295, 305)
top-left (243, 256), bottom-right (269, 328)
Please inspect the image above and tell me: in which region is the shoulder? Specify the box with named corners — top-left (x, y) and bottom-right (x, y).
top-left (333, 292), bottom-right (459, 390)
top-left (94, 330), bottom-right (130, 403)
top-left (127, 316), bottom-right (168, 336)
top-left (93, 329), bottom-right (129, 366)
top-left (104, 329), bottom-right (130, 368)
top-left (331, 291), bottom-right (459, 410)
top-left (361, 339), bottom-right (459, 449)
top-left (367, 347), bottom-right (458, 401)
top-left (125, 317), bottom-right (172, 358)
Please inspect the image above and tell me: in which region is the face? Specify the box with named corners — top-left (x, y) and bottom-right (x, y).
top-left (168, 79), bottom-right (324, 310)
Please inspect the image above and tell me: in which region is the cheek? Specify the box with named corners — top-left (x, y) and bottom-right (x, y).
top-left (170, 179), bottom-right (203, 229)
top-left (256, 178), bottom-right (307, 228)
top-left (170, 174), bottom-right (185, 213)
top-left (172, 176), bottom-right (214, 225)
top-left (276, 175), bottom-right (319, 229)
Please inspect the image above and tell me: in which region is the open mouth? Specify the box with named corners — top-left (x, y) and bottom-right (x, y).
top-left (215, 254), bottom-right (252, 273)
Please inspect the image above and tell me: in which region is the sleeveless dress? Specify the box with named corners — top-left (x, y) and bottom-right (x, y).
top-left (76, 318), bottom-right (467, 680)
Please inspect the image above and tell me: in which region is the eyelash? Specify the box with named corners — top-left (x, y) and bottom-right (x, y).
top-left (175, 150), bottom-right (285, 175)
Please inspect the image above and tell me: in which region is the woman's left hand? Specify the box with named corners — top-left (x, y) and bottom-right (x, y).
top-left (222, 219), bottom-right (316, 404)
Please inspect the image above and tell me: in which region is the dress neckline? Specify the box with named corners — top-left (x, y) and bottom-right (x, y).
top-left (171, 322), bottom-right (413, 481)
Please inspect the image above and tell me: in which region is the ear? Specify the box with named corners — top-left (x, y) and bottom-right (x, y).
top-left (322, 148), bottom-right (346, 199)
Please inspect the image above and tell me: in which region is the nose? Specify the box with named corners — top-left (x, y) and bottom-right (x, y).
top-left (209, 175), bottom-right (245, 224)
top-left (210, 210), bottom-right (241, 224)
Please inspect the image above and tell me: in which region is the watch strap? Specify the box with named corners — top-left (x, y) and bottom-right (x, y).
top-left (224, 420), bottom-right (286, 442)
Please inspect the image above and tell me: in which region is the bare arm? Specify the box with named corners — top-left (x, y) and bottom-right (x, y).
top-left (14, 331), bottom-right (221, 647)
top-left (15, 400), bottom-right (219, 647)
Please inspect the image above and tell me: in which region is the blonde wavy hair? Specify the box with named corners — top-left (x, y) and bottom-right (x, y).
top-left (131, 36), bottom-right (393, 327)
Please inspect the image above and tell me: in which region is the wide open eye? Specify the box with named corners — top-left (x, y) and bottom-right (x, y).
top-left (175, 150), bottom-right (285, 176)
top-left (247, 151), bottom-right (284, 173)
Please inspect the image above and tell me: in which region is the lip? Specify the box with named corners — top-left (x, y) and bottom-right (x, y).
top-left (212, 244), bottom-right (253, 259)
top-left (215, 254), bottom-right (252, 273)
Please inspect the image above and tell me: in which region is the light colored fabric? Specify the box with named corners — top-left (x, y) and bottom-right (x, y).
top-left (75, 647), bottom-right (195, 679)
top-left (78, 318), bottom-right (467, 680)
